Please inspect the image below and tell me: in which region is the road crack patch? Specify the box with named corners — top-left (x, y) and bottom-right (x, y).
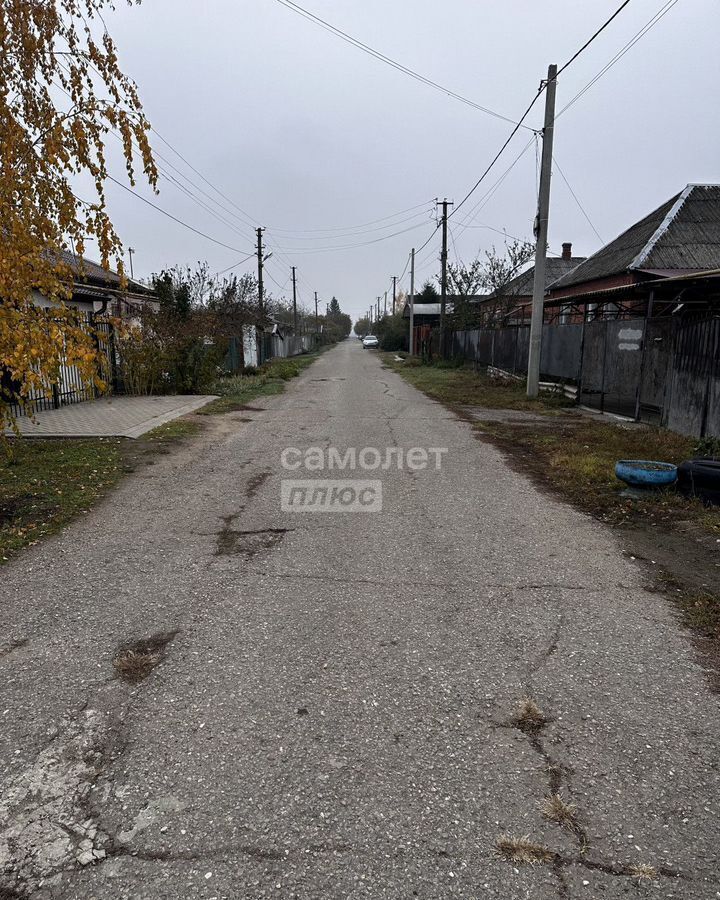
top-left (497, 694), bottom-right (686, 894)
top-left (216, 525), bottom-right (290, 558)
top-left (0, 702), bottom-right (127, 896)
top-left (112, 630), bottom-right (179, 683)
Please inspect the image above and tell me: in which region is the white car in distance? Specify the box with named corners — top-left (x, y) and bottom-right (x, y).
top-left (362, 334), bottom-right (379, 349)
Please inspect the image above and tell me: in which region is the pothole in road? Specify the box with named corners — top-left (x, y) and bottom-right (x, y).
top-left (112, 630), bottom-right (179, 683)
top-left (215, 526), bottom-right (289, 558)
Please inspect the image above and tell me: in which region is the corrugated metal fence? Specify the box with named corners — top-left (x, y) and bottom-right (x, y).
top-left (451, 315), bottom-right (720, 437)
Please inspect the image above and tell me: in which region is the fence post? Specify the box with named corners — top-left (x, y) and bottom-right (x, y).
top-left (577, 308), bottom-right (587, 404)
top-left (633, 291), bottom-right (654, 422)
top-left (599, 320), bottom-right (609, 414)
top-left (699, 316), bottom-right (719, 437)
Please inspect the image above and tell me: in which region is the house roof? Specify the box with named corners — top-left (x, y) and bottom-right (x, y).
top-left (402, 302), bottom-right (454, 318)
top-left (550, 184), bottom-right (720, 291)
top-left (59, 249), bottom-right (149, 294)
top-left (488, 256), bottom-right (586, 298)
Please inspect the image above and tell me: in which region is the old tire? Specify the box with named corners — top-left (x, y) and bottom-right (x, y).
top-left (677, 458), bottom-right (720, 505)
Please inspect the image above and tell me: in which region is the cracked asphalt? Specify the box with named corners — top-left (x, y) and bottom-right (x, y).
top-left (1, 339), bottom-right (719, 899)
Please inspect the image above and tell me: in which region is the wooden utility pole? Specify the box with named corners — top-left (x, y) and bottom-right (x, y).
top-left (256, 227), bottom-right (265, 315)
top-left (527, 64), bottom-right (558, 398)
top-left (392, 276), bottom-right (397, 314)
top-left (438, 198), bottom-right (453, 358)
top-left (408, 248), bottom-right (415, 355)
top-left (376, 297), bottom-right (380, 320)
top-left (291, 266), bottom-right (298, 333)
top-left (314, 291), bottom-right (319, 333)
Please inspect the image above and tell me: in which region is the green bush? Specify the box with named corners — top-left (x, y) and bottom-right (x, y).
top-left (263, 359), bottom-right (300, 381)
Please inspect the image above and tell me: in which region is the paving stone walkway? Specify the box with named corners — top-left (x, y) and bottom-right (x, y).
top-left (5, 395), bottom-right (216, 438)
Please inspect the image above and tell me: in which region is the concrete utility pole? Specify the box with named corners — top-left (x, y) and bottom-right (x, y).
top-left (409, 248), bottom-right (416, 356)
top-left (128, 247), bottom-right (135, 281)
top-left (376, 297), bottom-right (380, 320)
top-left (314, 291), bottom-right (319, 333)
top-left (256, 227), bottom-right (265, 315)
top-left (438, 198), bottom-right (453, 358)
top-left (384, 291), bottom-right (388, 315)
top-left (291, 266), bottom-right (298, 333)
top-left (527, 64), bottom-right (558, 398)
top-left (392, 276), bottom-right (397, 314)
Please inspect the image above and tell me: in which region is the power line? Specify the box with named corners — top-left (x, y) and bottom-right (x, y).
top-left (450, 88), bottom-right (545, 219)
top-left (556, 0), bottom-right (633, 77)
top-left (264, 207), bottom-right (435, 241)
top-left (265, 200), bottom-right (436, 235)
top-left (106, 176), bottom-right (254, 255)
top-left (448, 0), bottom-right (639, 222)
top-left (557, 0), bottom-right (680, 119)
top-left (51, 64), bottom-right (261, 254)
top-left (268, 219), bottom-right (433, 254)
top-left (552, 156), bottom-right (604, 243)
top-left (215, 253), bottom-right (257, 276)
top-left (272, 0), bottom-right (531, 129)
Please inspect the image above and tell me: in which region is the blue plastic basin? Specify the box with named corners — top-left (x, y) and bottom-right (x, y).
top-left (615, 460), bottom-right (677, 487)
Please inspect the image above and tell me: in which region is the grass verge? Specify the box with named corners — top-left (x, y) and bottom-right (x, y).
top-left (382, 353), bottom-right (571, 412)
top-left (0, 438), bottom-right (125, 563)
top-left (199, 351), bottom-right (323, 415)
top-left (477, 418), bottom-right (718, 529)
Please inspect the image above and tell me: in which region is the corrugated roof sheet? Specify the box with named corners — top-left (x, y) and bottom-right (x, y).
top-left (551, 185), bottom-right (720, 290)
top-left (58, 249), bottom-right (148, 293)
top-left (490, 256), bottom-right (586, 297)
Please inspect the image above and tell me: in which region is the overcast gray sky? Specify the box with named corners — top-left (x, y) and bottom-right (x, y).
top-left (95, 0), bottom-right (719, 321)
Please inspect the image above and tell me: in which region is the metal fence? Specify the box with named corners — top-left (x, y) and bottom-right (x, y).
top-left (451, 315), bottom-right (720, 437)
top-left (225, 330), bottom-right (316, 372)
top-left (5, 312), bottom-right (119, 418)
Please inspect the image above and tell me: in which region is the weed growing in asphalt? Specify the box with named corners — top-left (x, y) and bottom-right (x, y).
top-left (539, 794), bottom-right (577, 827)
top-left (513, 697), bottom-right (548, 735)
top-left (495, 835), bottom-right (555, 865)
top-left (628, 863), bottom-right (657, 881)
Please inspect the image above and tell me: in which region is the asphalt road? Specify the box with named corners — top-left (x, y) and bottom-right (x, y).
top-left (1, 340), bottom-right (719, 899)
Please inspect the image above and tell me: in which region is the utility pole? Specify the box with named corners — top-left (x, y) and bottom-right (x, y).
top-left (384, 291), bottom-right (387, 315)
top-left (438, 198), bottom-right (453, 358)
top-left (314, 291), bottom-right (319, 333)
top-left (392, 276), bottom-right (397, 314)
top-left (291, 266), bottom-right (298, 333)
top-left (128, 247), bottom-right (135, 281)
top-left (256, 227), bottom-right (265, 316)
top-left (527, 64), bottom-right (558, 398)
top-left (409, 248), bottom-right (416, 355)
top-left (376, 297), bottom-right (380, 320)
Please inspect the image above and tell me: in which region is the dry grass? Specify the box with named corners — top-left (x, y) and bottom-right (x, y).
top-left (540, 794), bottom-right (577, 828)
top-left (383, 356), bottom-right (570, 413)
top-left (112, 630), bottom-right (178, 683)
top-left (627, 863), bottom-right (657, 881)
top-left (513, 697), bottom-right (548, 735)
top-left (495, 834), bottom-right (555, 866)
